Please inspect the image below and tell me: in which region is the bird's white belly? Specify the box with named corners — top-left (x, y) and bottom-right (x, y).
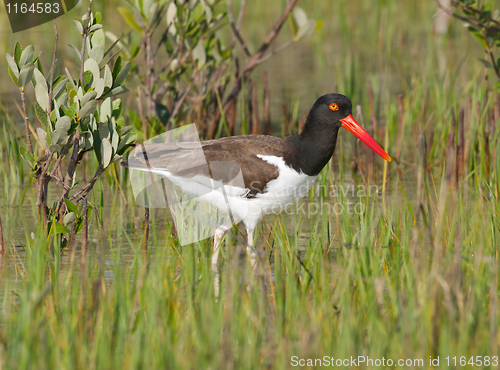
top-left (252, 155), bottom-right (317, 214)
top-left (140, 155), bottom-right (317, 231)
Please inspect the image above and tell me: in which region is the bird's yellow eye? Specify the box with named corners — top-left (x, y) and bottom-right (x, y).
top-left (329, 103), bottom-right (339, 111)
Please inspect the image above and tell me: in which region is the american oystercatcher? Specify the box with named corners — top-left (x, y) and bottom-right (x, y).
top-left (121, 94), bottom-right (391, 267)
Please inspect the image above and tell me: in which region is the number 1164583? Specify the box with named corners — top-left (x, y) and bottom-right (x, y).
top-left (6, 2), bottom-right (60, 14)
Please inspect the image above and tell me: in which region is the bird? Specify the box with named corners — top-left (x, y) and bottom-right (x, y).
top-left (121, 93), bottom-right (391, 268)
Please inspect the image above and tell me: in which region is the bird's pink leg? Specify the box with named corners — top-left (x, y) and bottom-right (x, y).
top-left (212, 222), bottom-right (231, 299)
top-left (211, 222), bottom-right (231, 270)
top-left (246, 228), bottom-right (255, 254)
top-left (211, 228), bottom-right (225, 269)
top-left (247, 228), bottom-right (257, 268)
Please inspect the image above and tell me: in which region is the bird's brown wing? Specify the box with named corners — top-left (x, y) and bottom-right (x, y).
top-left (121, 135), bottom-right (287, 196)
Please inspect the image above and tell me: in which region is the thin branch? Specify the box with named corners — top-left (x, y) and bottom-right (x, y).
top-left (229, 0), bottom-right (247, 48)
top-left (37, 20), bottom-right (60, 219)
top-left (228, 1), bottom-right (251, 57)
top-left (49, 174), bottom-right (73, 191)
top-left (452, 0), bottom-right (500, 28)
top-left (230, 23), bottom-right (252, 57)
top-left (484, 36), bottom-right (500, 79)
top-left (144, 28), bottom-right (156, 118)
top-left (434, 0), bottom-right (488, 29)
top-left (59, 133), bottom-right (82, 215)
top-left (436, 0), bottom-right (500, 79)
top-left (80, 0), bottom-right (94, 84)
top-left (245, 0), bottom-right (299, 76)
top-left (20, 90), bottom-right (33, 155)
top-left (166, 75), bottom-right (196, 130)
top-left (154, 22), bottom-right (173, 58)
top-left (158, 43), bottom-right (180, 73)
top-left (37, 159), bottom-right (50, 212)
top-left (256, 39), bottom-right (295, 64)
top-left (236, 0), bottom-right (246, 30)
top-left (209, 0), bottom-right (298, 137)
top-left (49, 133), bottom-right (74, 179)
top-left (152, 81), bottom-right (172, 104)
top-left (60, 0), bottom-right (91, 215)
top-left (69, 165), bottom-right (105, 203)
top-left (12, 100), bottom-right (42, 149)
top-left (159, 44), bottom-right (189, 76)
top-left (48, 20), bottom-right (58, 115)
top-left (104, 48), bottom-right (123, 66)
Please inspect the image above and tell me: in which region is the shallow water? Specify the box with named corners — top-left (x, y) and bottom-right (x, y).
top-left (0, 160), bottom-right (417, 296)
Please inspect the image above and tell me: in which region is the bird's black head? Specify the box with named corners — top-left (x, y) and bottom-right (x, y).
top-left (306, 93), bottom-right (353, 128)
top-left (302, 93), bottom-right (391, 162)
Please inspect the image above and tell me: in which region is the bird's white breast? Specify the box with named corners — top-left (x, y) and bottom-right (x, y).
top-left (253, 155), bottom-right (317, 212)
top-left (133, 155), bottom-right (317, 231)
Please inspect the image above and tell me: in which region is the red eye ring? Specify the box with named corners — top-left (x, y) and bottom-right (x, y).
top-left (329, 103), bottom-right (339, 111)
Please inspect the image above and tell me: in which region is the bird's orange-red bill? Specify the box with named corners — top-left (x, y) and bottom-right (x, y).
top-left (340, 114), bottom-right (392, 162)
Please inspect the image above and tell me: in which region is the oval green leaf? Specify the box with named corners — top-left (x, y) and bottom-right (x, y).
top-left (117, 7), bottom-right (144, 33)
top-left (95, 78), bottom-right (105, 98)
top-left (36, 127), bottom-right (47, 149)
top-left (20, 146), bottom-right (36, 168)
top-left (63, 212), bottom-right (77, 226)
top-left (55, 116), bottom-right (71, 131)
top-left (6, 53), bottom-right (19, 78)
top-left (89, 45), bottom-right (104, 64)
top-left (103, 65), bottom-right (113, 88)
top-left (52, 127), bottom-right (69, 145)
top-left (35, 83), bottom-right (49, 111)
top-left (19, 45), bottom-right (34, 67)
top-left (101, 138), bottom-right (113, 167)
top-left (193, 41), bottom-right (206, 69)
top-left (18, 62), bottom-right (35, 88)
top-left (113, 61), bottom-right (130, 87)
top-left (84, 58), bottom-right (100, 88)
top-left (79, 100), bottom-right (99, 119)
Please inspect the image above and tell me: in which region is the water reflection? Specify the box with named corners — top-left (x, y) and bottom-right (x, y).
top-left (0, 167), bottom-right (414, 298)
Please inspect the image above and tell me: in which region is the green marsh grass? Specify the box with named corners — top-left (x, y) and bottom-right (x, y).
top-left (1, 167), bottom-right (499, 368)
